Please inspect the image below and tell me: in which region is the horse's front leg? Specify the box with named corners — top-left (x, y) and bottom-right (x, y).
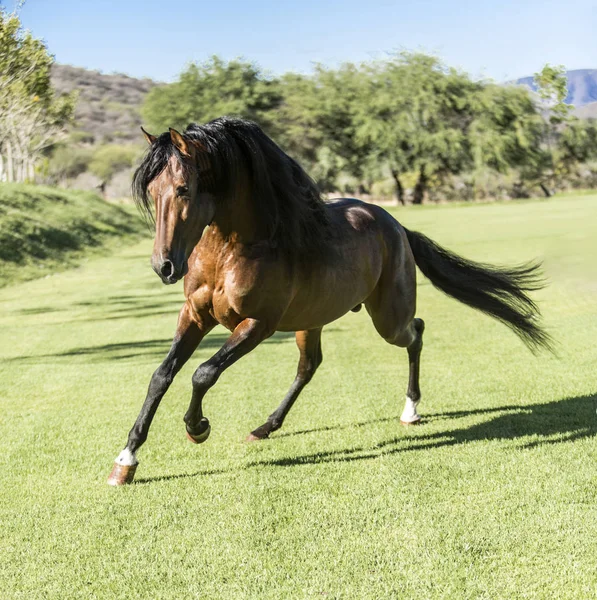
top-left (107, 303), bottom-right (215, 485)
top-left (184, 318), bottom-right (275, 442)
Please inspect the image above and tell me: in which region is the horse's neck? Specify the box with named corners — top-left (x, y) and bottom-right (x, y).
top-left (210, 189), bottom-right (265, 246)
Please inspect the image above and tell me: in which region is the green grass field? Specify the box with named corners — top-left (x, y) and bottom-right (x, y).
top-left (1, 194), bottom-right (596, 599)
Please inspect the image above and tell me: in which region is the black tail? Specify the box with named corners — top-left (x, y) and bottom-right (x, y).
top-left (404, 228), bottom-right (553, 353)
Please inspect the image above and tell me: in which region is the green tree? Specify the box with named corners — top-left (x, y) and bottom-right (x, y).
top-left (141, 56), bottom-right (282, 134)
top-left (468, 83), bottom-right (543, 197)
top-left (531, 64), bottom-right (573, 196)
top-left (273, 65), bottom-right (373, 192)
top-left (273, 72), bottom-right (326, 177)
top-left (557, 118), bottom-right (597, 176)
top-left (356, 52), bottom-right (480, 204)
top-left (0, 5), bottom-right (75, 182)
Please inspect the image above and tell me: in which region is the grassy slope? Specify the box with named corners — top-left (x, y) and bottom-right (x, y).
top-left (0, 183), bottom-right (147, 286)
top-left (0, 195), bottom-right (596, 599)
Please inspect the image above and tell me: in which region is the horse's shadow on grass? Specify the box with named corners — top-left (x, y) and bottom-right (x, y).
top-left (13, 294), bottom-right (185, 323)
top-left (134, 394), bottom-right (597, 484)
top-left (7, 331), bottom-right (297, 364)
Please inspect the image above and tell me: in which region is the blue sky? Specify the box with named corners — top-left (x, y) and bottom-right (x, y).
top-left (15, 0), bottom-right (596, 82)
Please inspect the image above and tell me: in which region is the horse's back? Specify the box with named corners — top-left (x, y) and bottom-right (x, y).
top-left (276, 198), bottom-right (414, 331)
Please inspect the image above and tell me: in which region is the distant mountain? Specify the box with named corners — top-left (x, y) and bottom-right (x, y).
top-left (516, 69), bottom-right (597, 107)
top-left (573, 101), bottom-right (597, 119)
top-left (51, 64), bottom-right (159, 144)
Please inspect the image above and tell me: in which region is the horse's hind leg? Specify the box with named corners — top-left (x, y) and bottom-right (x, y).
top-left (400, 318), bottom-right (425, 425)
top-left (365, 242), bottom-right (425, 425)
top-left (247, 328), bottom-right (323, 441)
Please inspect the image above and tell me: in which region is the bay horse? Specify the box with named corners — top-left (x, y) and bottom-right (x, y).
top-left (107, 117), bottom-right (551, 485)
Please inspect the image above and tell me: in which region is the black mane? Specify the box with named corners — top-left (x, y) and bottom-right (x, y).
top-left (132, 117), bottom-right (334, 263)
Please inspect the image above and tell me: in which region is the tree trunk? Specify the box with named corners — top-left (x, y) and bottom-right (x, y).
top-left (6, 142), bottom-right (14, 183)
top-left (17, 159), bottom-right (24, 183)
top-left (413, 165), bottom-right (427, 205)
top-left (390, 169), bottom-right (405, 205)
top-left (539, 183), bottom-right (552, 197)
top-left (0, 152), bottom-right (4, 182)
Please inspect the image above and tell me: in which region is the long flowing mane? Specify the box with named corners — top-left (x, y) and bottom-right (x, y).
top-left (132, 117), bottom-right (334, 262)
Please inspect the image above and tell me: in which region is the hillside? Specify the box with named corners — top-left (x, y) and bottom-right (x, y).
top-left (516, 69), bottom-right (597, 107)
top-left (0, 184), bottom-right (147, 286)
top-left (50, 64), bottom-right (160, 143)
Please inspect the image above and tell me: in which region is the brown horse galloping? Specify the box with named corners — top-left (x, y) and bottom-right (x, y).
top-left (107, 117), bottom-right (551, 485)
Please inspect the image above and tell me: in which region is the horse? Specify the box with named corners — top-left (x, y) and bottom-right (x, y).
top-left (107, 117), bottom-right (552, 486)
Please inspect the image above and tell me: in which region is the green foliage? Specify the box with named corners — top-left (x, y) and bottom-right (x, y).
top-left (534, 64), bottom-right (572, 124)
top-left (469, 84), bottom-right (544, 173)
top-left (47, 144), bottom-right (93, 181)
top-left (0, 6), bottom-right (76, 182)
top-left (135, 53), bottom-right (597, 202)
top-left (524, 64), bottom-right (577, 196)
top-left (0, 9), bottom-right (52, 100)
top-left (88, 144), bottom-right (140, 182)
top-left (273, 73), bottom-right (326, 176)
top-left (141, 56), bottom-right (282, 134)
top-left (356, 52), bottom-right (481, 203)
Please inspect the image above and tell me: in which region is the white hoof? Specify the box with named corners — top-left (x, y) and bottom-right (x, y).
top-left (400, 397), bottom-right (421, 425)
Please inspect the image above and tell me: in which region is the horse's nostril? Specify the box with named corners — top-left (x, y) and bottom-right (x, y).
top-left (160, 260), bottom-right (174, 278)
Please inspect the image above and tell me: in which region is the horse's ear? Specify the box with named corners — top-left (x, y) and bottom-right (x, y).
top-left (140, 126), bottom-right (157, 145)
top-left (169, 128), bottom-right (191, 156)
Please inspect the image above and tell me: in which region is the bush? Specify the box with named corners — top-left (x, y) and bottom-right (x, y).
top-left (89, 144), bottom-right (141, 182)
top-left (47, 145), bottom-right (93, 182)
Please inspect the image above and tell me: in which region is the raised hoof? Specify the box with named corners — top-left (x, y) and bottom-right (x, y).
top-left (246, 424), bottom-right (272, 442)
top-left (246, 432), bottom-right (268, 442)
top-left (186, 419), bottom-right (211, 444)
top-left (107, 462), bottom-right (137, 486)
top-left (400, 417), bottom-right (422, 426)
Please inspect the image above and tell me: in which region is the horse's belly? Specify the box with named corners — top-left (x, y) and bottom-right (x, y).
top-left (277, 250), bottom-right (382, 331)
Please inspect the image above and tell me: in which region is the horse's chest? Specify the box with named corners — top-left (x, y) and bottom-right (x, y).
top-left (209, 266), bottom-right (260, 330)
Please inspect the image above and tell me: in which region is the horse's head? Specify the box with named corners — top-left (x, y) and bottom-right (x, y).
top-left (134, 127), bottom-right (216, 284)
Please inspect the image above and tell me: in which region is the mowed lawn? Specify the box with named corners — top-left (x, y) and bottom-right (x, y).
top-left (1, 195), bottom-right (596, 599)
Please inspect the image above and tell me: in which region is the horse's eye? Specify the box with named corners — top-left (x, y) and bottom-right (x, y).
top-left (177, 185), bottom-right (189, 196)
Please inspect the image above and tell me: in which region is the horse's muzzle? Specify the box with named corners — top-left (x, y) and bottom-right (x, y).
top-left (153, 258), bottom-right (187, 285)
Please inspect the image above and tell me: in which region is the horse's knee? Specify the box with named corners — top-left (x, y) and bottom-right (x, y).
top-left (150, 361), bottom-right (175, 390)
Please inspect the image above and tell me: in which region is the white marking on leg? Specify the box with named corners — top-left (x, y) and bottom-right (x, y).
top-left (400, 396), bottom-right (421, 424)
top-left (115, 447), bottom-right (138, 466)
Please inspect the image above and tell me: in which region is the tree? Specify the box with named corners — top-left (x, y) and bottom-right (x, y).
top-left (141, 56), bottom-right (282, 134)
top-left (0, 5), bottom-right (75, 182)
top-left (272, 72), bottom-right (328, 181)
top-left (468, 83), bottom-right (544, 197)
top-left (531, 64), bottom-right (573, 196)
top-left (273, 64), bottom-right (374, 192)
top-left (356, 52), bottom-right (480, 204)
top-left (557, 118), bottom-right (597, 176)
